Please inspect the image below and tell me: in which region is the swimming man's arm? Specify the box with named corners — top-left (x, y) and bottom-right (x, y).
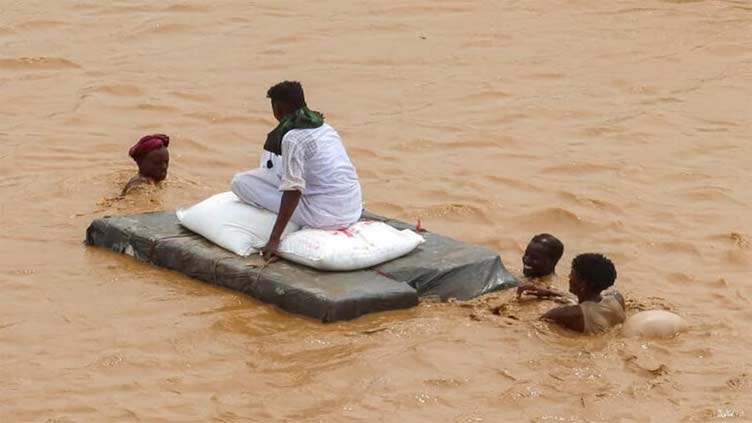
top-left (121, 175), bottom-right (148, 196)
top-left (541, 305), bottom-right (585, 333)
top-left (517, 284), bottom-right (565, 299)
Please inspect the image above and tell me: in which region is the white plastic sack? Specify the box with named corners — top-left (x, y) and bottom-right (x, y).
top-left (278, 221), bottom-right (424, 271)
top-left (176, 191), bottom-right (300, 257)
top-left (622, 310), bottom-right (688, 338)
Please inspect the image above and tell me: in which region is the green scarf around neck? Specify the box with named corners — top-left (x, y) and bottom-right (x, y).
top-left (264, 106), bottom-right (325, 155)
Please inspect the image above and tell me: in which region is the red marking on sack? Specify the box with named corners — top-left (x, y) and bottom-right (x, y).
top-left (334, 228), bottom-right (354, 237)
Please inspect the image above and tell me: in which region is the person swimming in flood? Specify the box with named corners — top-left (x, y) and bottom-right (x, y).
top-left (517, 253), bottom-right (626, 334)
top-left (522, 233), bottom-right (564, 280)
top-left (122, 134), bottom-right (170, 196)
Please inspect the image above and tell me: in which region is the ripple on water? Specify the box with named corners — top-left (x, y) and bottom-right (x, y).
top-left (510, 207), bottom-right (596, 233)
top-left (162, 3), bottom-right (214, 13)
top-left (0, 57), bottom-right (80, 71)
top-left (89, 84), bottom-right (144, 97)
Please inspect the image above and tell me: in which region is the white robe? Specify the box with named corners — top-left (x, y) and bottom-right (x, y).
top-left (231, 123), bottom-right (363, 229)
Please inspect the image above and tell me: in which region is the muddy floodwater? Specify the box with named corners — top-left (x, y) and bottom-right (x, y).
top-left (1, 1), bottom-right (751, 421)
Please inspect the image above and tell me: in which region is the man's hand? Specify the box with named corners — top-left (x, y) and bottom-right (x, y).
top-left (516, 283), bottom-right (562, 299)
top-left (260, 237), bottom-right (281, 262)
top-left (262, 190), bottom-right (302, 263)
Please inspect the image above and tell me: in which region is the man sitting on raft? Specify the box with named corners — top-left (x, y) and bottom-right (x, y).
top-left (517, 253), bottom-right (626, 334)
top-left (122, 134), bottom-right (170, 196)
top-left (231, 81), bottom-right (362, 260)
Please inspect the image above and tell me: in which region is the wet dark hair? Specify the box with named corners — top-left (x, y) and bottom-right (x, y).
top-left (571, 253), bottom-right (617, 292)
top-left (530, 233), bottom-right (564, 265)
top-left (267, 81), bottom-right (306, 109)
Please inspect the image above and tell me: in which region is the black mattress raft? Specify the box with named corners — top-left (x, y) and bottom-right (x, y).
top-left (85, 211), bottom-right (518, 322)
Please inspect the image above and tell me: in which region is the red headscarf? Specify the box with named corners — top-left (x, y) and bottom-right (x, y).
top-left (129, 134), bottom-right (170, 162)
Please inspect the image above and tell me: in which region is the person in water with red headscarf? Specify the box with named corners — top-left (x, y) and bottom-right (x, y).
top-left (122, 134), bottom-right (170, 195)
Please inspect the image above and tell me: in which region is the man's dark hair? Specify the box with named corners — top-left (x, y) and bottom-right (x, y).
top-left (531, 233), bottom-right (564, 265)
top-left (571, 253), bottom-right (617, 292)
top-left (267, 81), bottom-right (306, 109)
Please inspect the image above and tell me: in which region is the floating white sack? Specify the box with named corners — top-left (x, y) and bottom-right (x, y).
top-left (622, 310), bottom-right (688, 338)
top-left (278, 221), bottom-right (425, 271)
top-left (176, 191), bottom-right (300, 257)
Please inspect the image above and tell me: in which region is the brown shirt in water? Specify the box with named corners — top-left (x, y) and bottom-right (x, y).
top-left (579, 293), bottom-right (626, 334)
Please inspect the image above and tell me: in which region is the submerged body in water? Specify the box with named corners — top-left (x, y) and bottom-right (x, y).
top-left (122, 134), bottom-right (170, 196)
top-left (518, 253), bottom-right (626, 334)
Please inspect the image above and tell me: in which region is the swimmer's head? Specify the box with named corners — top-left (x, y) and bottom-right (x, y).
top-left (129, 134), bottom-right (170, 182)
top-left (569, 253), bottom-right (617, 300)
top-left (267, 80), bottom-right (306, 122)
top-left (138, 147), bottom-right (169, 182)
top-left (522, 233), bottom-right (564, 278)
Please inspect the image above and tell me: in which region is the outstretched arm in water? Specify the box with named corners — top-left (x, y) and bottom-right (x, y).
top-left (541, 305), bottom-right (585, 333)
top-left (517, 284), bottom-right (566, 299)
top-left (261, 190), bottom-right (301, 261)
top-left (121, 175), bottom-right (149, 196)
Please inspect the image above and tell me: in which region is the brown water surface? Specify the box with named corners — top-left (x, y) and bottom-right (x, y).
top-left (1, 1), bottom-right (751, 421)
